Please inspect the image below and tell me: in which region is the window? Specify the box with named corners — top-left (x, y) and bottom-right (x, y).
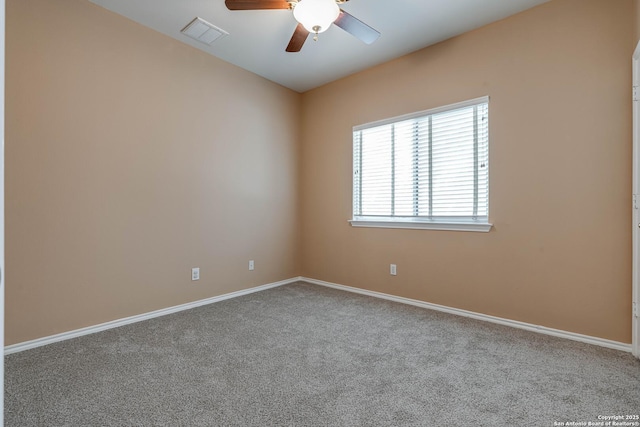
top-left (351, 97), bottom-right (491, 232)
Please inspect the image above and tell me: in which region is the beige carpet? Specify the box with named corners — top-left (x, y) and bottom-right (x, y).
top-left (5, 282), bottom-right (640, 426)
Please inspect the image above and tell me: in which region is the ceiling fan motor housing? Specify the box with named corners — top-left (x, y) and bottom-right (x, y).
top-left (225, 0), bottom-right (379, 53)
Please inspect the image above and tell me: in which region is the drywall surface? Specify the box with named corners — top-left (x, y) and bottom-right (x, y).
top-left (6, 0), bottom-right (301, 344)
top-left (300, 0), bottom-right (634, 343)
top-left (635, 0), bottom-right (640, 44)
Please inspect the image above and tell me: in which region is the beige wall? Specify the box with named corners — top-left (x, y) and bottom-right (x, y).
top-left (6, 0), bottom-right (636, 346)
top-left (635, 0), bottom-right (640, 43)
top-left (5, 0), bottom-right (301, 344)
top-left (300, 0), bottom-right (634, 343)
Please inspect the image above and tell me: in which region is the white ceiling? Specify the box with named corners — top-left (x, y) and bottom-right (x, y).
top-left (88, 0), bottom-right (550, 93)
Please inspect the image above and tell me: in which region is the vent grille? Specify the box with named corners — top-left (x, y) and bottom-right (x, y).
top-left (181, 17), bottom-right (228, 45)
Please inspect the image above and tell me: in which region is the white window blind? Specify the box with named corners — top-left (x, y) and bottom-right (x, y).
top-left (352, 97), bottom-right (490, 231)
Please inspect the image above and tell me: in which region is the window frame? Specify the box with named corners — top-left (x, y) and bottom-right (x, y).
top-left (350, 96), bottom-right (492, 233)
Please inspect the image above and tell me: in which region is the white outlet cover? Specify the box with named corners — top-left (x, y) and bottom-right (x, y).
top-left (192, 267), bottom-right (200, 281)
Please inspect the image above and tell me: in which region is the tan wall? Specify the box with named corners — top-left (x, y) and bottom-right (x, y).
top-left (6, 0), bottom-right (635, 346)
top-left (635, 0), bottom-right (640, 43)
top-left (300, 0), bottom-right (634, 343)
top-left (5, 0), bottom-right (301, 344)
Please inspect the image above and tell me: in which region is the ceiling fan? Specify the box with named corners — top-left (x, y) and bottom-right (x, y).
top-left (224, 0), bottom-right (380, 52)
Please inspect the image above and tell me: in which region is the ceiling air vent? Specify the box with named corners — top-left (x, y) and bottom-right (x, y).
top-left (181, 17), bottom-right (228, 45)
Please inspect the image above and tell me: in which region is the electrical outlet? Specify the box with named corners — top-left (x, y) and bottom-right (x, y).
top-left (249, 260), bottom-right (254, 271)
top-left (390, 264), bottom-right (397, 276)
top-left (191, 267), bottom-right (200, 281)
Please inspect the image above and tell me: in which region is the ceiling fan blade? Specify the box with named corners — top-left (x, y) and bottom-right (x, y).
top-left (225, 0), bottom-right (291, 10)
top-left (286, 23), bottom-right (309, 52)
top-left (333, 9), bottom-right (380, 45)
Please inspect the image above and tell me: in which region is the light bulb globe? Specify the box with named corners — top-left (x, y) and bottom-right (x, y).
top-left (293, 0), bottom-right (340, 34)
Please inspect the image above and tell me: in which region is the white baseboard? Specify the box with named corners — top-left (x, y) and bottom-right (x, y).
top-left (300, 277), bottom-right (632, 353)
top-left (5, 277), bottom-right (300, 355)
top-left (6, 275), bottom-right (631, 355)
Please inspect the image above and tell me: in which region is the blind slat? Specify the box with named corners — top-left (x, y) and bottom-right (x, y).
top-left (354, 99), bottom-right (488, 220)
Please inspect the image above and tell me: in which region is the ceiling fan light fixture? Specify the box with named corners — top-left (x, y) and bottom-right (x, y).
top-left (293, 0), bottom-right (340, 34)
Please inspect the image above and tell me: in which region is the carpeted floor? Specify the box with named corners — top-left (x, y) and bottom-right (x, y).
top-left (5, 282), bottom-right (640, 426)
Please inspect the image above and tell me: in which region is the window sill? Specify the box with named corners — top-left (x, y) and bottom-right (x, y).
top-left (349, 218), bottom-right (493, 232)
